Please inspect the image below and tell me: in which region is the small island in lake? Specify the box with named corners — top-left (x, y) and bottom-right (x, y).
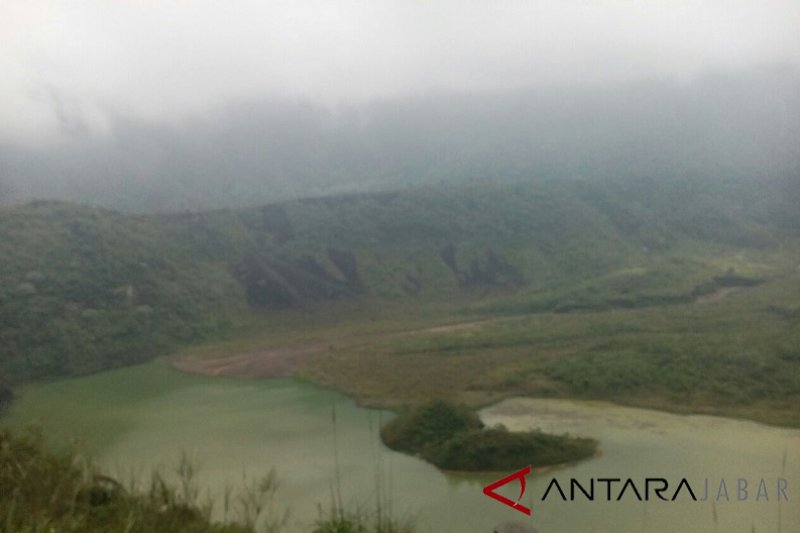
top-left (380, 400), bottom-right (597, 471)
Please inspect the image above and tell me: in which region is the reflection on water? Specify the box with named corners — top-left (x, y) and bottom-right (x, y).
top-left (3, 361), bottom-right (799, 532)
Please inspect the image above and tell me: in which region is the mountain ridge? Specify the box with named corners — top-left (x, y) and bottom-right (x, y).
top-left (1, 176), bottom-right (797, 388)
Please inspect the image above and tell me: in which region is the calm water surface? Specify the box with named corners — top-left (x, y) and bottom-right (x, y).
top-left (3, 360), bottom-right (798, 533)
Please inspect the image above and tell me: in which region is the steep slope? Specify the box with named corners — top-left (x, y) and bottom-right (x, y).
top-left (0, 176), bottom-right (797, 387)
top-left (0, 203), bottom-right (239, 382)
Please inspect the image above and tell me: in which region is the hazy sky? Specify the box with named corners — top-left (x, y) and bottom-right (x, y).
top-left (1, 0), bottom-right (799, 145)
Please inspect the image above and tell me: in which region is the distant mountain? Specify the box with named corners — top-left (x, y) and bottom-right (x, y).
top-left (1, 176), bottom-right (798, 385)
top-left (2, 68), bottom-right (798, 212)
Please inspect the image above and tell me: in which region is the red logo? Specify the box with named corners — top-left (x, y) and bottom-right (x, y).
top-left (482, 465), bottom-right (533, 516)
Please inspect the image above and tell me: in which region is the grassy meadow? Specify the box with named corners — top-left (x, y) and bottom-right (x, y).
top-left (207, 245), bottom-right (800, 427)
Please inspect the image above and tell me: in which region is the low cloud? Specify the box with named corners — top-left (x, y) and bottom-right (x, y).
top-left (1, 0), bottom-right (798, 145)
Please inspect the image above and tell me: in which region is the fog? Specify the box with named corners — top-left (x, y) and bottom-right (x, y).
top-left (1, 1), bottom-right (799, 209)
top-left (3, 0), bottom-right (799, 144)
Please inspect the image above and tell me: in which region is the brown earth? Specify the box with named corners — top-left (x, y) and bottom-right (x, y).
top-left (170, 288), bottom-right (742, 382)
top-left (171, 315), bottom-right (513, 380)
top-left (171, 285), bottom-right (745, 382)
top-left (171, 345), bottom-right (327, 378)
top-left (694, 286), bottom-right (739, 304)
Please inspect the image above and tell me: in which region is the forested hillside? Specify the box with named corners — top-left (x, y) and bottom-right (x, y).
top-left (0, 203), bottom-right (239, 384)
top-left (1, 176), bottom-right (798, 391)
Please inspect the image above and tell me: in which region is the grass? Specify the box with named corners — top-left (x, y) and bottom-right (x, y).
top-left (0, 427), bottom-right (418, 533)
top-left (0, 427), bottom-right (258, 532)
top-left (2, 176), bottom-right (798, 529)
top-left (156, 239), bottom-right (800, 429)
top-left (312, 502), bottom-right (416, 533)
top-left (3, 176), bottom-right (797, 389)
top-left (275, 247), bottom-right (800, 427)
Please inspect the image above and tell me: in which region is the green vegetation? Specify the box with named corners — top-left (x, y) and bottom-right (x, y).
top-left (380, 400), bottom-right (482, 452)
top-left (380, 400), bottom-right (597, 470)
top-left (0, 427), bottom-right (267, 532)
top-left (1, 175), bottom-right (798, 530)
top-left (312, 504), bottom-right (415, 533)
top-left (303, 264), bottom-right (800, 426)
top-left (0, 202), bottom-right (239, 383)
top-left (0, 427), bottom-right (416, 533)
top-left (1, 176), bottom-right (799, 427)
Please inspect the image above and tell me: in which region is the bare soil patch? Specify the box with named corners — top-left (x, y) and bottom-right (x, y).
top-left (172, 345), bottom-right (327, 378)
top-left (695, 287), bottom-right (739, 304)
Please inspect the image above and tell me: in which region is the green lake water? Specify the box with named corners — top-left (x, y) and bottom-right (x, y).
top-left (3, 360), bottom-right (798, 533)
